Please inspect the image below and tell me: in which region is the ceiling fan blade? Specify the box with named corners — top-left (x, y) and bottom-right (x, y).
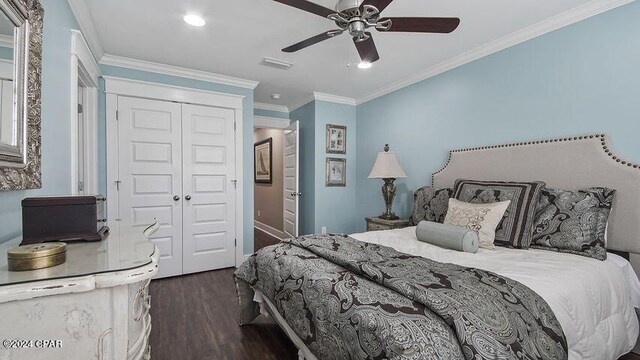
top-left (383, 17), bottom-right (460, 33)
top-left (353, 33), bottom-right (380, 63)
top-left (282, 30), bottom-right (342, 53)
top-left (273, 0), bottom-right (335, 18)
top-left (360, 0), bottom-right (394, 13)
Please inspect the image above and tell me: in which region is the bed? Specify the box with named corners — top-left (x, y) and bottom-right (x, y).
top-left (236, 134), bottom-right (640, 360)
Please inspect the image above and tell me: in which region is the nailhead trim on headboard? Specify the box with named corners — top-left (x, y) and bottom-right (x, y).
top-left (431, 134), bottom-right (640, 185)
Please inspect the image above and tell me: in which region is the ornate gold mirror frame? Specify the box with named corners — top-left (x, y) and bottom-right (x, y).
top-left (0, 0), bottom-right (43, 190)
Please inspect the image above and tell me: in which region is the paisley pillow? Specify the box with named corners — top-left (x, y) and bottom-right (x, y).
top-left (409, 186), bottom-right (454, 225)
top-left (531, 187), bottom-right (615, 261)
top-left (453, 179), bottom-right (546, 249)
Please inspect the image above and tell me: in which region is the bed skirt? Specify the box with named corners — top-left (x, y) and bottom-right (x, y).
top-left (235, 278), bottom-right (317, 360)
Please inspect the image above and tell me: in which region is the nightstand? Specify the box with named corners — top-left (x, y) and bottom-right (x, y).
top-left (365, 217), bottom-right (410, 232)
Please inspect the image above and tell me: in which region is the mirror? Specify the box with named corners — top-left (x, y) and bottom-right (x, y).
top-left (0, 8), bottom-right (16, 158)
top-left (0, 0), bottom-right (43, 190)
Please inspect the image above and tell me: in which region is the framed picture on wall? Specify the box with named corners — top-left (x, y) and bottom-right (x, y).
top-left (254, 138), bottom-right (272, 184)
top-left (326, 158), bottom-right (346, 187)
top-left (326, 124), bottom-right (346, 154)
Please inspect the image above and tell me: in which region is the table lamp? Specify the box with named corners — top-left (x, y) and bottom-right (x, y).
top-left (368, 144), bottom-right (407, 220)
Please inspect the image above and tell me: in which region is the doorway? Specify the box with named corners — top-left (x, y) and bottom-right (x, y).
top-left (105, 76), bottom-right (246, 278)
top-left (115, 96), bottom-right (237, 278)
top-left (71, 65), bottom-right (98, 195)
top-left (253, 117), bottom-right (299, 252)
top-left (76, 83), bottom-right (86, 194)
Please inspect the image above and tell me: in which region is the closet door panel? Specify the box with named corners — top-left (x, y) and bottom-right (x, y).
top-left (117, 96), bottom-right (183, 278)
top-left (182, 104), bottom-right (236, 273)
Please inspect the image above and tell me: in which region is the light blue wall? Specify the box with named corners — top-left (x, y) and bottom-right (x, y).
top-left (289, 100), bottom-right (357, 235)
top-left (355, 1), bottom-right (640, 232)
top-left (254, 108), bottom-right (289, 119)
top-left (0, 46), bottom-right (12, 60)
top-left (0, 0), bottom-right (81, 242)
top-left (314, 101), bottom-right (357, 234)
top-left (2, 1), bottom-right (637, 245)
top-left (99, 65), bottom-right (256, 254)
top-left (290, 101), bottom-right (315, 235)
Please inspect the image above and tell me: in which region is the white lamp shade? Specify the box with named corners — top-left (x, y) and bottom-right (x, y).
top-left (368, 151), bottom-right (407, 179)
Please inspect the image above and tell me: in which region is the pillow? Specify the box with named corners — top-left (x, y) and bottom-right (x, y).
top-left (444, 198), bottom-right (511, 250)
top-left (531, 187), bottom-right (615, 261)
top-left (409, 186), bottom-right (453, 225)
top-left (415, 220), bottom-right (479, 253)
top-left (453, 179), bottom-right (546, 248)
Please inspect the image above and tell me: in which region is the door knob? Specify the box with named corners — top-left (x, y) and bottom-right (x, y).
top-left (173, 195), bottom-right (180, 201)
top-left (290, 192), bottom-right (302, 197)
top-left (185, 195), bottom-right (192, 201)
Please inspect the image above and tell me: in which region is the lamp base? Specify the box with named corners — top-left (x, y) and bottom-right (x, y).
top-left (378, 213), bottom-right (400, 221)
top-left (378, 178), bottom-right (399, 221)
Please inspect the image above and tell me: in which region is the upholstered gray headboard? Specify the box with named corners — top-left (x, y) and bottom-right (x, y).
top-left (432, 134), bottom-right (640, 277)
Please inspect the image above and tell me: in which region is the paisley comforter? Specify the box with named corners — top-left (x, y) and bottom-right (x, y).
top-left (234, 234), bottom-right (568, 360)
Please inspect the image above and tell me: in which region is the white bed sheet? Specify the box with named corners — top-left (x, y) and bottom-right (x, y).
top-left (351, 227), bottom-right (640, 360)
top-left (607, 253), bottom-right (640, 309)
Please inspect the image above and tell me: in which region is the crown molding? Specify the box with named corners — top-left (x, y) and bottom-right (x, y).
top-left (100, 54), bottom-right (260, 90)
top-left (67, 0), bottom-right (104, 60)
top-left (0, 34), bottom-right (12, 48)
top-left (254, 102), bottom-right (289, 113)
top-left (289, 94), bottom-right (315, 113)
top-left (289, 91), bottom-right (357, 112)
top-left (356, 0), bottom-right (633, 105)
top-left (313, 92), bottom-right (357, 106)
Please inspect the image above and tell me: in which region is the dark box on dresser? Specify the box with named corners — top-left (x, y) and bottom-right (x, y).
top-left (21, 195), bottom-right (109, 245)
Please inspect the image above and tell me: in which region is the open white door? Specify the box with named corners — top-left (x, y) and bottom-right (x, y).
top-left (283, 121), bottom-right (299, 238)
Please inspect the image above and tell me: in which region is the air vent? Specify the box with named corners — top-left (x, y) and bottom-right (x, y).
top-left (261, 57), bottom-right (294, 70)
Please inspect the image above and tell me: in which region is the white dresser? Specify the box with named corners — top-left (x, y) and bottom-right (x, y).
top-left (0, 226), bottom-right (158, 360)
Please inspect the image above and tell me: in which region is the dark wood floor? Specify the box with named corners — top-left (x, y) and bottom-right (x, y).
top-left (148, 229), bottom-right (640, 360)
top-left (253, 227), bottom-right (281, 252)
top-left (149, 229), bottom-right (294, 360)
top-left (149, 267), bottom-right (298, 360)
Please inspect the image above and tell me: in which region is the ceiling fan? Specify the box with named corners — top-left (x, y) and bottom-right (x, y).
top-left (274, 0), bottom-right (460, 64)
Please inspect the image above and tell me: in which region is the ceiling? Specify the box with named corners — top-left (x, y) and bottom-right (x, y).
top-left (84, 0), bottom-right (597, 109)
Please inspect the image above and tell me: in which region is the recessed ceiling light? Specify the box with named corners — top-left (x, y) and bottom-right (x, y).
top-left (271, 94), bottom-right (281, 100)
top-left (357, 61), bottom-right (372, 69)
top-left (183, 14), bottom-right (206, 27)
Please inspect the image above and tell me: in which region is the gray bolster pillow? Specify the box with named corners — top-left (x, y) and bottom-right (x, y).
top-left (415, 221), bottom-right (479, 253)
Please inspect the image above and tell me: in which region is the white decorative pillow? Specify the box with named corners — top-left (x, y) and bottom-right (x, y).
top-left (444, 198), bottom-right (511, 249)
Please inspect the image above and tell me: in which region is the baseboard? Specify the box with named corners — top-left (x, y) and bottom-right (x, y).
top-left (254, 221), bottom-right (285, 240)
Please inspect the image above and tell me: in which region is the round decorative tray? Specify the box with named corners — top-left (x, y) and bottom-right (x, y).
top-left (7, 242), bottom-right (67, 271)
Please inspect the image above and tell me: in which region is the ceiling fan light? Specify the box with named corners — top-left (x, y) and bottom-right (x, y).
top-left (357, 61), bottom-right (373, 69)
top-left (183, 14), bottom-right (206, 27)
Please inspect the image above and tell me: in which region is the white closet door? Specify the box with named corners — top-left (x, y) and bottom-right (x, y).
top-left (283, 121), bottom-right (299, 238)
top-left (182, 104), bottom-right (236, 273)
top-left (117, 96), bottom-right (183, 278)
